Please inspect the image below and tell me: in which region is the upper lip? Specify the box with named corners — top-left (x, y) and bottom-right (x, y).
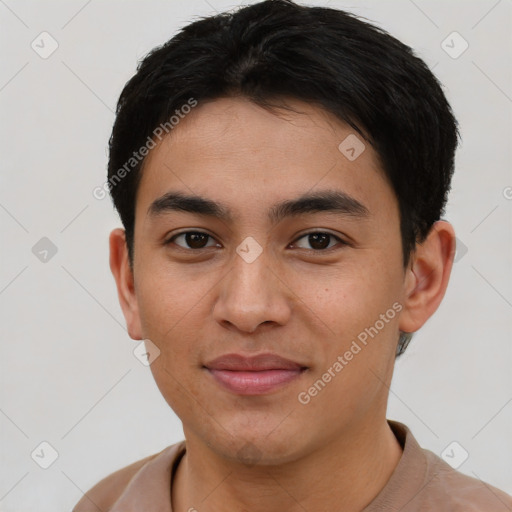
top-left (204, 353), bottom-right (307, 371)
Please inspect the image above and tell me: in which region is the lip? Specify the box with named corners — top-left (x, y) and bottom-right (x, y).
top-left (204, 353), bottom-right (308, 395)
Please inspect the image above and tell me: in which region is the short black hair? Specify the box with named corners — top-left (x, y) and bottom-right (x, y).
top-left (107, 0), bottom-right (458, 277)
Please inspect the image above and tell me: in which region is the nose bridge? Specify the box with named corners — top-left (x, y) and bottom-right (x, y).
top-left (213, 239), bottom-right (290, 332)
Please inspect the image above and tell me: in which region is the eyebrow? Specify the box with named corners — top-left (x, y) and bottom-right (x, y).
top-left (147, 189), bottom-right (370, 224)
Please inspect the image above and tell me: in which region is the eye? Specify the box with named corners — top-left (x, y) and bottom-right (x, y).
top-left (167, 231), bottom-right (219, 250)
top-left (291, 231), bottom-right (345, 251)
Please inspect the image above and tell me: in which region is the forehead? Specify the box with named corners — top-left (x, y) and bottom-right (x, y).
top-left (157, 96), bottom-right (367, 164)
top-left (136, 96), bottom-right (396, 223)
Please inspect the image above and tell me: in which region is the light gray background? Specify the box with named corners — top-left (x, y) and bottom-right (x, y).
top-left (1, 0), bottom-right (511, 510)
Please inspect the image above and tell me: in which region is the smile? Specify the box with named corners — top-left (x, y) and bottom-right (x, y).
top-left (203, 352), bottom-right (308, 395)
top-left (206, 368), bottom-right (306, 395)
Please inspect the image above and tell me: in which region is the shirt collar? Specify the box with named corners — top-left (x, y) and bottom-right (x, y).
top-left (110, 420), bottom-right (426, 511)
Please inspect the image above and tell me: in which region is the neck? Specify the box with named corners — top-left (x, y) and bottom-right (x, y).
top-left (172, 419), bottom-right (403, 512)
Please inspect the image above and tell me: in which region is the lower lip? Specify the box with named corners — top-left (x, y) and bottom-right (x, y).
top-left (207, 368), bottom-right (304, 395)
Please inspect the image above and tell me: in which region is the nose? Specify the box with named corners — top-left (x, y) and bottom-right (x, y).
top-left (212, 246), bottom-right (292, 334)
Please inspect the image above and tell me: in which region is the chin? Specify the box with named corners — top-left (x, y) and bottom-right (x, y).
top-left (209, 427), bottom-right (305, 467)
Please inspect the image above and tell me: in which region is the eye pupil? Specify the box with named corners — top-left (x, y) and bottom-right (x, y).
top-left (174, 231), bottom-right (337, 251)
top-left (309, 233), bottom-right (330, 250)
top-left (186, 232), bottom-right (209, 249)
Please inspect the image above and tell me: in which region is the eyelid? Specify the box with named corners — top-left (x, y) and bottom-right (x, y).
top-left (291, 230), bottom-right (348, 248)
top-left (165, 229), bottom-right (349, 251)
top-left (166, 229), bottom-right (219, 248)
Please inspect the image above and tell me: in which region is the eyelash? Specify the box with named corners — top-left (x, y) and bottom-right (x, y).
top-left (166, 230), bottom-right (347, 252)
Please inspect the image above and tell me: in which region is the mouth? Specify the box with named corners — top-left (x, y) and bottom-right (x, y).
top-left (203, 353), bottom-right (308, 395)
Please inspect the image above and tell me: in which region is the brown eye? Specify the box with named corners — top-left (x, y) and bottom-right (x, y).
top-left (169, 231), bottom-right (218, 249)
top-left (293, 232), bottom-right (344, 251)
top-left (308, 233), bottom-right (330, 250)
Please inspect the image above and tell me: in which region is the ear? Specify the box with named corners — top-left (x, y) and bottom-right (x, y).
top-left (109, 228), bottom-right (143, 340)
top-left (399, 220), bottom-right (456, 334)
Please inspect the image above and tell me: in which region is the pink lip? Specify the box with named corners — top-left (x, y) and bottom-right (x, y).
top-left (204, 353), bottom-right (307, 395)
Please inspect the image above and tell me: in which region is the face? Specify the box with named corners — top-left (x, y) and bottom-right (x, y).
top-left (120, 97), bottom-right (414, 464)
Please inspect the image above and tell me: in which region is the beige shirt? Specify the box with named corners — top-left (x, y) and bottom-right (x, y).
top-left (74, 420), bottom-right (512, 511)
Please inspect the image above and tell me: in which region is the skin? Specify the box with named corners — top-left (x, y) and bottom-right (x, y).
top-left (109, 96), bottom-right (456, 512)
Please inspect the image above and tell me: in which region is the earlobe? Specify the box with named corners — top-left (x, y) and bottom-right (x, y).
top-left (109, 228), bottom-right (143, 340)
top-left (399, 221), bottom-right (456, 334)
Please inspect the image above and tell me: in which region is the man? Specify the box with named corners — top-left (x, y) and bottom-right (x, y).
top-left (75, 0), bottom-right (512, 510)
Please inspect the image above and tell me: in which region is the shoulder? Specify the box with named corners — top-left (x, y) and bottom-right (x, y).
top-left (382, 421), bottom-right (512, 512)
top-left (72, 451), bottom-right (162, 512)
top-left (421, 450), bottom-right (512, 511)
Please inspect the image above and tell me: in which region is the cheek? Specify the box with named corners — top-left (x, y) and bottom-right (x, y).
top-left (133, 274), bottom-right (209, 399)
top-left (134, 259), bottom-right (209, 335)
top-left (297, 308), bottom-right (399, 425)
top-left (148, 359), bottom-right (201, 424)
top-left (292, 263), bottom-right (394, 336)
top-left (295, 261), bottom-right (402, 385)
top-left (139, 283), bottom-right (206, 414)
